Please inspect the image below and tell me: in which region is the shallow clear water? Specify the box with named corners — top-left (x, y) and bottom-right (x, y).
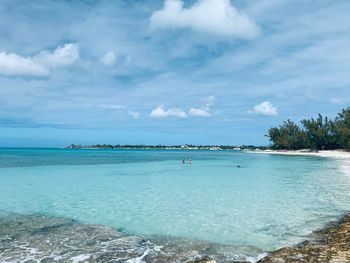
top-left (0, 148), bottom-right (350, 261)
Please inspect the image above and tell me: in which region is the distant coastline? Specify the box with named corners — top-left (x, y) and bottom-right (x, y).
top-left (66, 144), bottom-right (350, 155)
top-left (65, 143), bottom-right (267, 151)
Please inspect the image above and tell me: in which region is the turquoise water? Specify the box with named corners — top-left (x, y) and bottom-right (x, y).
top-left (1, 148), bottom-right (350, 260)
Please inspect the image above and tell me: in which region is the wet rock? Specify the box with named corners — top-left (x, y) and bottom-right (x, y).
top-left (2, 213), bottom-right (350, 263)
top-left (40, 257), bottom-right (56, 263)
top-left (258, 214), bottom-right (350, 263)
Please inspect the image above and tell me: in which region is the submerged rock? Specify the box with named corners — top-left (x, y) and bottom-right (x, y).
top-left (258, 214), bottom-right (350, 263)
top-left (0, 214), bottom-right (260, 263)
top-left (2, 213), bottom-right (350, 262)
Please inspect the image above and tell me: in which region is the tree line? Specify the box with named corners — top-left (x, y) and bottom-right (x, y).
top-left (267, 107), bottom-right (350, 150)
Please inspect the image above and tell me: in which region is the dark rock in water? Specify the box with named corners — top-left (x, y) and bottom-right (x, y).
top-left (0, 213), bottom-right (149, 262)
top-left (189, 255), bottom-right (251, 263)
top-left (40, 257), bottom-right (56, 263)
top-left (0, 213), bottom-right (261, 263)
top-left (4, 212), bottom-right (350, 263)
top-left (258, 214), bottom-right (350, 263)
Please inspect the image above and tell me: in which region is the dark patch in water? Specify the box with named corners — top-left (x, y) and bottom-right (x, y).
top-left (0, 213), bottom-right (264, 263)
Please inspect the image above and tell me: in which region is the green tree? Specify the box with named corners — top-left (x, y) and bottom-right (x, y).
top-left (267, 120), bottom-right (308, 150)
top-left (301, 114), bottom-right (337, 150)
top-left (334, 108), bottom-right (350, 150)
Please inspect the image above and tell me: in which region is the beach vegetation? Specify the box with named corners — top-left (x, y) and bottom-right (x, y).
top-left (267, 107), bottom-right (350, 150)
top-left (267, 120), bottom-right (308, 150)
top-left (333, 108), bottom-right (350, 149)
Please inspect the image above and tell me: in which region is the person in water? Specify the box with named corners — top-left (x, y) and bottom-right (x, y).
top-left (237, 164), bottom-right (241, 168)
top-left (182, 160), bottom-right (185, 164)
top-left (189, 159), bottom-right (192, 164)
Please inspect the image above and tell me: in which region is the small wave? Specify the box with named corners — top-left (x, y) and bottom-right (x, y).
top-left (71, 254), bottom-right (92, 263)
top-left (126, 248), bottom-right (151, 263)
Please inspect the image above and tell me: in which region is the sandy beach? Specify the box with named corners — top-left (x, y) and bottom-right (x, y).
top-left (252, 149), bottom-right (350, 177)
top-left (248, 150), bottom-right (350, 173)
top-left (247, 149), bottom-right (350, 159)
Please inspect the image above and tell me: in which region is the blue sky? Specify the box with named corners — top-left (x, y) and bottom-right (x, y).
top-left (0, 0), bottom-right (349, 147)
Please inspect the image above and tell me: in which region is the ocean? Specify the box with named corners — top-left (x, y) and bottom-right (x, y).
top-left (0, 148), bottom-right (349, 262)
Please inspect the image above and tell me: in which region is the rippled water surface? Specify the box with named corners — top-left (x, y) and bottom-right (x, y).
top-left (0, 148), bottom-right (350, 261)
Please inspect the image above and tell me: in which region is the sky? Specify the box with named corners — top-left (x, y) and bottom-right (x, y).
top-left (0, 0), bottom-right (349, 147)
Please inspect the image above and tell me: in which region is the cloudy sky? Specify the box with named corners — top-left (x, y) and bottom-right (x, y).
top-left (0, 0), bottom-right (349, 147)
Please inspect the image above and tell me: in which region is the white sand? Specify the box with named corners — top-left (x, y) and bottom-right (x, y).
top-left (247, 149), bottom-right (350, 177)
top-left (248, 149), bottom-right (350, 159)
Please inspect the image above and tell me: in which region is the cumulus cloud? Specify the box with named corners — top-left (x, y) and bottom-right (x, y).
top-left (188, 107), bottom-right (211, 117)
top-left (150, 106), bottom-right (188, 118)
top-left (35, 43), bottom-right (79, 67)
top-left (150, 0), bottom-right (259, 39)
top-left (188, 95), bottom-right (216, 117)
top-left (0, 52), bottom-right (49, 77)
top-left (150, 96), bottom-right (216, 119)
top-left (0, 43), bottom-right (79, 77)
top-left (253, 101), bottom-right (278, 116)
top-left (101, 51), bottom-right (117, 66)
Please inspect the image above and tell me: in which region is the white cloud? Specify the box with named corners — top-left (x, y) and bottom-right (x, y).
top-left (35, 43), bottom-right (79, 67)
top-left (0, 43), bottom-right (79, 77)
top-left (188, 107), bottom-right (211, 117)
top-left (187, 95), bottom-right (216, 117)
top-left (0, 52), bottom-right (49, 77)
top-left (150, 106), bottom-right (188, 118)
top-left (101, 51), bottom-right (117, 66)
top-left (150, 0), bottom-right (260, 39)
top-left (253, 101), bottom-right (278, 116)
top-left (150, 96), bottom-right (216, 119)
top-left (128, 111), bottom-right (140, 119)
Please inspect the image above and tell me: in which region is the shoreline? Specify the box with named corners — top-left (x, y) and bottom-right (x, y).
top-left (256, 213), bottom-right (350, 263)
top-left (1, 212), bottom-right (349, 263)
top-left (246, 149), bottom-right (350, 159)
top-left (244, 149), bottom-right (350, 262)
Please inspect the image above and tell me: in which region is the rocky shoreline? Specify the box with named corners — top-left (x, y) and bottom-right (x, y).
top-left (0, 214), bottom-right (264, 262)
top-left (1, 213), bottom-right (350, 263)
top-left (196, 214), bottom-right (350, 263)
top-left (255, 213), bottom-right (350, 263)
